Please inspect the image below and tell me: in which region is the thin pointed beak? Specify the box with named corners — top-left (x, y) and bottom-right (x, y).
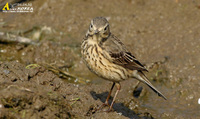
top-left (94, 30), bottom-right (99, 34)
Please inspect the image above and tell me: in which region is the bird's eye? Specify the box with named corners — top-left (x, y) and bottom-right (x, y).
top-left (90, 24), bottom-right (93, 28)
top-left (104, 27), bottom-right (107, 31)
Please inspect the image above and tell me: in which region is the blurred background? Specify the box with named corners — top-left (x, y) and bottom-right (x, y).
top-left (0, 0), bottom-right (200, 118)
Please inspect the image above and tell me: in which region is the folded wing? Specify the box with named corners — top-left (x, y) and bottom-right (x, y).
top-left (101, 34), bottom-right (148, 72)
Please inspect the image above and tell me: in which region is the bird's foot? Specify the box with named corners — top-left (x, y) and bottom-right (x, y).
top-left (96, 102), bottom-right (113, 112)
top-left (104, 107), bottom-right (113, 112)
top-left (97, 102), bottom-right (109, 110)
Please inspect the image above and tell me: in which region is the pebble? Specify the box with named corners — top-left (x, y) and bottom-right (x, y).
top-left (0, 104), bottom-right (3, 108)
top-left (198, 98), bottom-right (200, 104)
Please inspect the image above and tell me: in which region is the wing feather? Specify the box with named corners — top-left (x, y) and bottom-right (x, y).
top-left (100, 34), bottom-right (148, 72)
top-left (110, 52), bottom-right (148, 71)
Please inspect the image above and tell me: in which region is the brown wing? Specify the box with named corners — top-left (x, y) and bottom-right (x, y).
top-left (110, 51), bottom-right (148, 71)
top-left (100, 34), bottom-right (148, 72)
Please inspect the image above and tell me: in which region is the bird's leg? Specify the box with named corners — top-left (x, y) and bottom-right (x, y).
top-left (105, 82), bottom-right (115, 105)
top-left (134, 81), bottom-right (140, 91)
top-left (106, 82), bottom-right (121, 112)
top-left (97, 82), bottom-right (115, 110)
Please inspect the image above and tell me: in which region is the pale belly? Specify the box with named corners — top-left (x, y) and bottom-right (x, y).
top-left (82, 42), bottom-right (129, 82)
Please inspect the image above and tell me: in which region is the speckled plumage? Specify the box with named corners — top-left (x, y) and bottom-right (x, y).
top-left (81, 17), bottom-right (166, 111)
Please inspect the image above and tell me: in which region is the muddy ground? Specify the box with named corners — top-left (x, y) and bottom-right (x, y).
top-left (0, 0), bottom-right (200, 119)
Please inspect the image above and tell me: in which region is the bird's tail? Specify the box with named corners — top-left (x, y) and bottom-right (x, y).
top-left (132, 71), bottom-right (167, 100)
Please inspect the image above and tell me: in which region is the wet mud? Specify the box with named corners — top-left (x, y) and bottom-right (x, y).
top-left (0, 0), bottom-right (200, 118)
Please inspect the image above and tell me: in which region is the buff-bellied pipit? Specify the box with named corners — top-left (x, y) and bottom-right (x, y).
top-left (81, 17), bottom-right (166, 111)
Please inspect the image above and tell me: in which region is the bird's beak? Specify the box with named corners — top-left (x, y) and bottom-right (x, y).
top-left (94, 30), bottom-right (99, 34)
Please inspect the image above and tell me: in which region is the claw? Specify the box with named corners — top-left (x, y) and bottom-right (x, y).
top-left (105, 107), bottom-right (113, 112)
top-left (96, 102), bottom-right (110, 111)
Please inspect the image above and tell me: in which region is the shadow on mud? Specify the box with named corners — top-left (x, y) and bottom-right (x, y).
top-left (90, 91), bottom-right (154, 119)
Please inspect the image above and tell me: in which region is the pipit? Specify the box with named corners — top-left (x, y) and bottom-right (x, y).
top-left (81, 17), bottom-right (167, 111)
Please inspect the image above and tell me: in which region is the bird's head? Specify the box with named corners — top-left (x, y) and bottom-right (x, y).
top-left (86, 17), bottom-right (110, 39)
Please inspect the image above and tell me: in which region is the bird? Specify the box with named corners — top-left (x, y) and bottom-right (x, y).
top-left (81, 17), bottom-right (167, 112)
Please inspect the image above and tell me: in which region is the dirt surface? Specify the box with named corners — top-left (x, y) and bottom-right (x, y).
top-left (0, 0), bottom-right (200, 119)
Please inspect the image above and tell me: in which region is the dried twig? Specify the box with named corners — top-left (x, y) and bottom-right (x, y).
top-left (44, 63), bottom-right (91, 84)
top-left (5, 85), bottom-right (33, 93)
top-left (0, 32), bottom-right (36, 45)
